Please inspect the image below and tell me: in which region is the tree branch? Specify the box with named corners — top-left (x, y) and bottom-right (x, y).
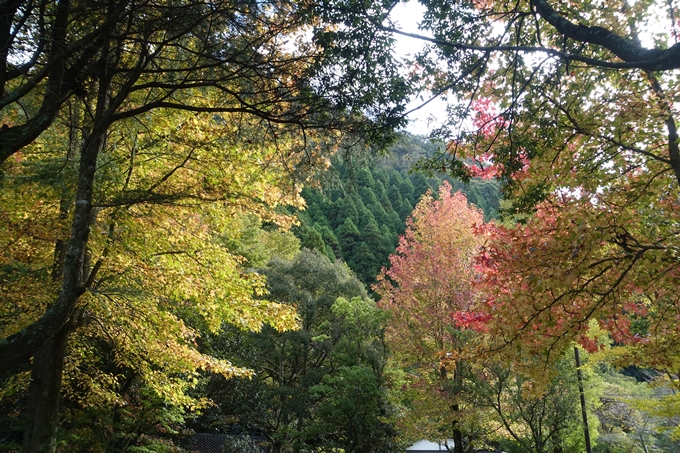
top-left (532, 0), bottom-right (680, 70)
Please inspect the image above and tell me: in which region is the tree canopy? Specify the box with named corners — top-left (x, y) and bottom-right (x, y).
top-left (308, 0), bottom-right (680, 444)
top-left (192, 249), bottom-right (398, 453)
top-left (6, 0), bottom-right (680, 450)
top-left (0, 0), bottom-right (412, 449)
top-left (315, 0), bottom-right (680, 386)
top-left (316, 0), bottom-right (679, 195)
top-left (293, 136), bottom-right (501, 287)
top-left (375, 182), bottom-right (486, 451)
top-left (0, 0), bottom-right (407, 163)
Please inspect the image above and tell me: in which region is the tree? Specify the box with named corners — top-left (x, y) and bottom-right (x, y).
top-left (398, 198), bottom-right (415, 222)
top-left (470, 354), bottom-right (590, 453)
top-left (412, 174), bottom-right (432, 202)
top-left (318, 225), bottom-right (341, 256)
top-left (316, 0), bottom-right (680, 184)
top-left (294, 135), bottom-right (502, 292)
top-left (388, 184), bottom-right (403, 209)
top-left (357, 204), bottom-right (377, 230)
top-left (428, 1), bottom-right (680, 415)
top-left (375, 182), bottom-right (486, 453)
top-left (316, 0), bottom-right (680, 425)
top-left (348, 241), bottom-right (379, 285)
top-left (339, 196), bottom-right (360, 227)
top-left (360, 185), bottom-right (379, 207)
top-left (398, 177), bottom-right (416, 206)
top-left (1, 0), bottom-right (412, 448)
top-left (308, 296), bottom-right (398, 453)
top-left (337, 217), bottom-right (362, 259)
top-left (1, 106), bottom-right (308, 451)
top-left (475, 195), bottom-right (680, 387)
top-left (593, 366), bottom-right (658, 453)
top-left (361, 219), bottom-right (388, 280)
top-left (2, 0), bottom-right (349, 376)
top-left (300, 227), bottom-right (328, 256)
top-left (221, 214), bottom-right (301, 268)
top-left (1, 0), bottom-right (407, 164)
top-left (357, 167), bottom-right (376, 189)
top-left (375, 180), bottom-right (389, 204)
top-left (194, 250), bottom-right (397, 453)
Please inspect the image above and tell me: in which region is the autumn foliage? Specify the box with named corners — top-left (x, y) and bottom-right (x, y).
top-left (376, 181), bottom-right (487, 357)
top-left (375, 182), bottom-right (489, 441)
top-left (477, 191), bottom-right (680, 372)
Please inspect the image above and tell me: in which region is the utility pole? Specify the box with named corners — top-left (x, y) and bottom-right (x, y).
top-left (574, 346), bottom-right (593, 453)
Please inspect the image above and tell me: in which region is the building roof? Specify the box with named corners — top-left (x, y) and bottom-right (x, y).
top-left (406, 440), bottom-right (454, 452)
top-left (180, 433), bottom-right (269, 453)
top-left (406, 440), bottom-right (500, 453)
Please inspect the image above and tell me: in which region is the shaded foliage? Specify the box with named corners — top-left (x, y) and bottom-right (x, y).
top-left (190, 249), bottom-right (400, 453)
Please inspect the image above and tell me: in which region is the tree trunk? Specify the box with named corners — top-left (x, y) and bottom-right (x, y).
top-left (452, 406), bottom-right (464, 453)
top-left (441, 362), bottom-right (465, 453)
top-left (20, 105), bottom-right (106, 452)
top-left (574, 346), bottom-right (593, 453)
top-left (22, 325), bottom-right (71, 453)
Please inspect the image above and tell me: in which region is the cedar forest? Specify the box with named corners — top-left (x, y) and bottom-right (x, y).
top-left (0, 0), bottom-right (679, 453)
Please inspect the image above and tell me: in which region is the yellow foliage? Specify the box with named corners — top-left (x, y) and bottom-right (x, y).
top-left (0, 104), bottom-right (319, 410)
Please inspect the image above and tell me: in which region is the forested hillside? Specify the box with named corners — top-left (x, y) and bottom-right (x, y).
top-left (294, 134), bottom-right (501, 286)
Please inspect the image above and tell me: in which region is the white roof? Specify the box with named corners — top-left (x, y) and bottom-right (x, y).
top-left (406, 440), bottom-right (453, 451)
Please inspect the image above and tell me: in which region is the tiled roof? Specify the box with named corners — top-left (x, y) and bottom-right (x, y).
top-left (181, 434), bottom-right (227, 453)
top-left (180, 434), bottom-right (269, 453)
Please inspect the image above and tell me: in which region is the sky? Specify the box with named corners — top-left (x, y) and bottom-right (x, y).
top-left (388, 1), bottom-right (449, 136)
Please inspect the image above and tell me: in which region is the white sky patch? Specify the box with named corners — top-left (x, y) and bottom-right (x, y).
top-left (389, 1), bottom-right (428, 55)
top-left (389, 1), bottom-right (449, 136)
top-left (638, 1), bottom-right (680, 47)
